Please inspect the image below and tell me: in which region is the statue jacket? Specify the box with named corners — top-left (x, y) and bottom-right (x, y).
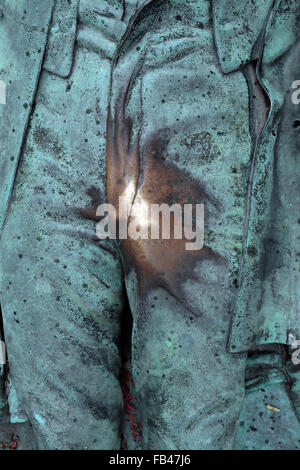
top-left (0, 0), bottom-right (299, 414)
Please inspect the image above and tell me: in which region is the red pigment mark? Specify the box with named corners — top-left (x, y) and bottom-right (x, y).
top-left (0, 434), bottom-right (18, 450)
top-left (120, 370), bottom-right (142, 445)
top-left (9, 435), bottom-right (18, 450)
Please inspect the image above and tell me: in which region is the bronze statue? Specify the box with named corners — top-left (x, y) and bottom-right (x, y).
top-left (0, 0), bottom-right (299, 450)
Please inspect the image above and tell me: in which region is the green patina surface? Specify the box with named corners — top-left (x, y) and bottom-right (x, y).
top-left (0, 0), bottom-right (299, 450)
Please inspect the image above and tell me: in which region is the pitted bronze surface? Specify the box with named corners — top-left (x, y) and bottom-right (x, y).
top-left (107, 90), bottom-right (223, 306)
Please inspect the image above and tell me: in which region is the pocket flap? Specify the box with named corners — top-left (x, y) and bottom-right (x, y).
top-left (43, 0), bottom-right (79, 78)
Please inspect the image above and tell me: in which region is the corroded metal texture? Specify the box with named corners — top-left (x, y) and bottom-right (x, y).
top-left (0, 0), bottom-right (299, 450)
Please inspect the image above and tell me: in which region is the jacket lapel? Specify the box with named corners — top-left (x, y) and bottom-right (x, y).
top-left (211, 0), bottom-right (274, 73)
top-left (0, 0), bottom-right (55, 234)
